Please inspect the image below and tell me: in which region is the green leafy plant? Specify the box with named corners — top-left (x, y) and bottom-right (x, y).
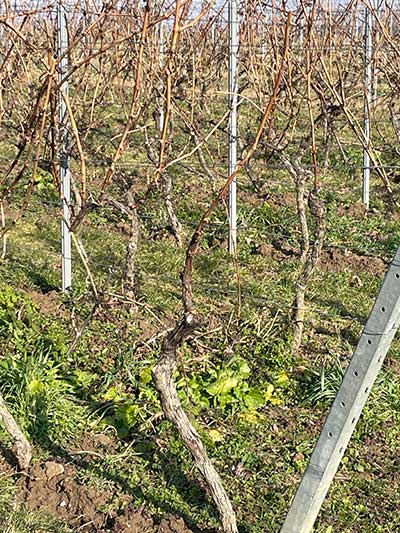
top-left (96, 364), bottom-right (160, 438)
top-left (178, 357), bottom-right (289, 416)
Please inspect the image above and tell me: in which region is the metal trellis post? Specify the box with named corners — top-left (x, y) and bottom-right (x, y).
top-left (363, 4), bottom-right (372, 210)
top-left (261, 8), bottom-right (268, 61)
top-left (228, 0), bottom-right (238, 254)
top-left (57, 1), bottom-right (72, 291)
top-left (211, 17), bottom-right (216, 46)
top-left (280, 244), bottom-right (400, 533)
top-left (372, 2), bottom-right (378, 107)
top-left (0, 24), bottom-right (3, 62)
top-left (159, 20), bottom-right (165, 132)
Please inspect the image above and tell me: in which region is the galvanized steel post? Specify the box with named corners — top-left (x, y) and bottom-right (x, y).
top-left (159, 20), bottom-right (165, 133)
top-left (57, 1), bottom-right (72, 291)
top-left (228, 0), bottom-right (238, 254)
top-left (281, 245), bottom-right (400, 532)
top-left (363, 4), bottom-right (372, 210)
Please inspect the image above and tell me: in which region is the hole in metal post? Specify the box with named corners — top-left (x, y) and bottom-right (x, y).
top-left (353, 371), bottom-right (358, 377)
top-left (381, 307), bottom-right (386, 312)
top-left (365, 387), bottom-right (369, 393)
top-left (367, 339), bottom-right (372, 345)
top-left (328, 432), bottom-right (333, 438)
top-left (396, 273), bottom-right (400, 279)
top-left (352, 417), bottom-right (356, 424)
top-left (339, 447), bottom-right (344, 453)
top-left (340, 401), bottom-right (346, 407)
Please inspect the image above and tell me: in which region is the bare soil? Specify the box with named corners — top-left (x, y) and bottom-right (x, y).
top-left (319, 249), bottom-right (387, 276)
top-left (255, 240), bottom-right (387, 277)
top-left (0, 442), bottom-right (195, 533)
top-left (14, 457), bottom-right (195, 532)
top-left (336, 202), bottom-right (367, 218)
top-left (114, 510), bottom-right (193, 533)
top-left (24, 288), bottom-right (61, 314)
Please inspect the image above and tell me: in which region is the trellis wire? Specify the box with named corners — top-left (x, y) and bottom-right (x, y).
top-left (0, 249), bottom-right (369, 327)
top-left (1, 0), bottom-right (399, 289)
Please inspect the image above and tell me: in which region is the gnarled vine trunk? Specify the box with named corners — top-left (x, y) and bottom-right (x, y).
top-left (0, 393), bottom-right (31, 470)
top-left (152, 319), bottom-right (238, 533)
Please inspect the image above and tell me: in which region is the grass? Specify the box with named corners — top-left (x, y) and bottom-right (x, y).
top-left (3, 10), bottom-right (400, 530)
top-left (1, 113), bottom-right (400, 532)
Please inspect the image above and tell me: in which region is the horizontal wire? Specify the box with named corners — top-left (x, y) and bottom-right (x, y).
top-left (1, 6), bottom-right (400, 33)
top-left (16, 198), bottom-right (396, 262)
top-left (2, 6), bottom-right (398, 19)
top-left (0, 156), bottom-right (397, 170)
top-left (0, 0), bottom-right (395, 331)
top-left (0, 249), bottom-right (369, 325)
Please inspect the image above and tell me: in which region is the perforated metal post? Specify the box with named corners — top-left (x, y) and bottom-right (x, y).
top-left (57, 1), bottom-right (72, 291)
top-left (363, 4), bottom-right (372, 210)
top-left (281, 245), bottom-right (400, 533)
top-left (228, 0), bottom-right (238, 254)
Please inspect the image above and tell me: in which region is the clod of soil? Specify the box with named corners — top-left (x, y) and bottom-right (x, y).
top-left (113, 508), bottom-right (155, 533)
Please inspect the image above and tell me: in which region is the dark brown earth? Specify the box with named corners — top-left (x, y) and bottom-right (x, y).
top-left (24, 288), bottom-right (61, 313)
top-left (18, 460), bottom-right (114, 531)
top-left (14, 457), bottom-right (194, 532)
top-left (114, 510), bottom-right (192, 533)
top-left (319, 249), bottom-right (387, 276)
top-left (336, 201), bottom-right (367, 218)
top-left (255, 241), bottom-right (387, 277)
top-left (0, 441), bottom-right (195, 533)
